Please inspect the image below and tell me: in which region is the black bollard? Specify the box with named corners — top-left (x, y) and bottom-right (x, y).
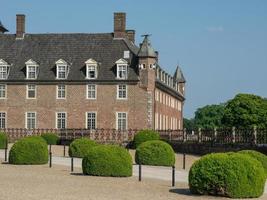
top-left (172, 166), bottom-right (175, 187)
top-left (139, 164), bottom-right (142, 181)
top-left (71, 157), bottom-right (74, 172)
top-left (4, 140), bottom-right (8, 162)
top-left (63, 144), bottom-right (66, 157)
top-left (183, 153), bottom-right (186, 170)
top-left (49, 144), bottom-right (52, 154)
top-left (49, 152), bottom-right (52, 168)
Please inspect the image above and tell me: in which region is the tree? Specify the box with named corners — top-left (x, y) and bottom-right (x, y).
top-left (222, 94), bottom-right (267, 128)
top-left (194, 104), bottom-right (225, 129)
top-left (183, 118), bottom-right (196, 130)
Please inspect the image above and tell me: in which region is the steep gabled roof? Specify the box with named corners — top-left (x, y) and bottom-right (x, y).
top-left (174, 65), bottom-right (186, 83)
top-left (0, 33), bottom-right (139, 82)
top-left (0, 21), bottom-right (8, 33)
top-left (137, 35), bottom-right (157, 58)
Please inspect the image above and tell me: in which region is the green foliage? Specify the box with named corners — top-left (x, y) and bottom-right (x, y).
top-left (41, 133), bottom-right (59, 145)
top-left (135, 140), bottom-right (175, 166)
top-left (69, 138), bottom-right (97, 158)
top-left (189, 153), bottom-right (266, 198)
top-left (0, 132), bottom-right (8, 149)
top-left (222, 94), bottom-right (267, 128)
top-left (82, 145), bottom-right (132, 177)
top-left (238, 150), bottom-right (267, 176)
top-left (183, 118), bottom-right (196, 130)
top-left (194, 104), bottom-right (225, 129)
top-left (133, 129), bottom-right (160, 148)
top-left (9, 136), bottom-right (48, 165)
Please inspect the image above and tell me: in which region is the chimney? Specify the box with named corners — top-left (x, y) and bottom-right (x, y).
top-left (155, 51), bottom-right (159, 62)
top-left (126, 30), bottom-right (135, 43)
top-left (114, 12), bottom-right (126, 39)
top-left (16, 14), bottom-right (25, 39)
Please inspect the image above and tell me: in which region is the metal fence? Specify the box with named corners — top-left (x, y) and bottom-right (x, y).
top-left (1, 127), bottom-right (267, 145)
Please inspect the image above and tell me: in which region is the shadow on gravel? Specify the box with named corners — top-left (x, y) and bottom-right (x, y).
top-left (169, 188), bottom-right (197, 196)
top-left (70, 172), bottom-right (85, 176)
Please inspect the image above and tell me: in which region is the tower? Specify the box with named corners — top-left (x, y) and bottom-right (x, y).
top-left (174, 65), bottom-right (186, 95)
top-left (138, 35), bottom-right (157, 129)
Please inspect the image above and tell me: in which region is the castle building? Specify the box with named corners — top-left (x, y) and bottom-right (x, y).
top-left (0, 13), bottom-right (185, 130)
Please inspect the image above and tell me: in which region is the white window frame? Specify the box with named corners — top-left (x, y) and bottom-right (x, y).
top-left (55, 59), bottom-right (68, 79)
top-left (0, 84), bottom-right (6, 99)
top-left (0, 59), bottom-right (10, 80)
top-left (57, 65), bottom-right (67, 79)
top-left (116, 112), bottom-right (127, 130)
top-left (115, 58), bottom-right (128, 79)
top-left (86, 112), bottom-right (97, 130)
top-left (57, 84), bottom-right (66, 99)
top-left (25, 59), bottom-right (38, 79)
top-left (85, 59), bottom-right (98, 79)
top-left (56, 112), bottom-right (67, 129)
top-left (86, 84), bottom-right (97, 99)
top-left (26, 84), bottom-right (36, 99)
top-left (25, 112), bottom-right (36, 129)
top-left (0, 112), bottom-right (6, 129)
top-left (117, 84), bottom-right (127, 100)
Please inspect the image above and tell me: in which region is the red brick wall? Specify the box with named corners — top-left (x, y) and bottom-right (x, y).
top-left (0, 84), bottom-right (149, 129)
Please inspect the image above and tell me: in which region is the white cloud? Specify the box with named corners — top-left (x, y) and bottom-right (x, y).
top-left (207, 26), bottom-right (224, 32)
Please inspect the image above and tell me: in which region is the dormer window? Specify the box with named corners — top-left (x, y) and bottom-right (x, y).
top-left (85, 59), bottom-right (97, 79)
top-left (26, 59), bottom-right (38, 79)
top-left (0, 59), bottom-right (10, 80)
top-left (115, 58), bottom-right (128, 79)
top-left (56, 59), bottom-right (68, 79)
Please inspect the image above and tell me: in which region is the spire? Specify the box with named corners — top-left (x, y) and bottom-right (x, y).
top-left (137, 34), bottom-right (157, 58)
top-left (0, 21), bottom-right (8, 33)
top-left (174, 65), bottom-right (186, 83)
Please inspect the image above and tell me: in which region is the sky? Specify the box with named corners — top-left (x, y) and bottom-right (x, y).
top-left (1, 0), bottom-right (267, 118)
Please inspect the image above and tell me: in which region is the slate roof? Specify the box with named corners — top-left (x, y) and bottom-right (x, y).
top-left (0, 33), bottom-right (139, 82)
top-left (174, 66), bottom-right (186, 83)
top-left (137, 35), bottom-right (157, 58)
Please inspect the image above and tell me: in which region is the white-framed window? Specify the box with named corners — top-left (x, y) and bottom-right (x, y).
top-left (0, 84), bottom-right (6, 99)
top-left (57, 65), bottom-right (67, 79)
top-left (57, 84), bottom-right (66, 99)
top-left (117, 84), bottom-right (127, 99)
top-left (27, 66), bottom-right (37, 79)
top-left (26, 112), bottom-right (36, 129)
top-left (87, 65), bottom-right (97, 79)
top-left (0, 112), bottom-right (6, 129)
top-left (116, 112), bottom-right (127, 130)
top-left (87, 84), bottom-right (96, 99)
top-left (115, 58), bottom-right (128, 79)
top-left (86, 112), bottom-right (97, 130)
top-left (0, 66), bottom-right (8, 79)
top-left (27, 84), bottom-right (36, 99)
top-left (123, 51), bottom-right (130, 59)
top-left (56, 112), bottom-right (66, 129)
top-left (0, 59), bottom-right (10, 80)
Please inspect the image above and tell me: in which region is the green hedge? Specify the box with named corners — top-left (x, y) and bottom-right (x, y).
top-left (189, 153), bottom-right (266, 198)
top-left (9, 136), bottom-right (48, 165)
top-left (135, 140), bottom-right (175, 166)
top-left (41, 133), bottom-right (59, 145)
top-left (69, 138), bottom-right (97, 158)
top-left (82, 145), bottom-right (132, 177)
top-left (133, 129), bottom-right (160, 148)
top-left (0, 132), bottom-right (8, 149)
top-left (238, 150), bottom-right (267, 176)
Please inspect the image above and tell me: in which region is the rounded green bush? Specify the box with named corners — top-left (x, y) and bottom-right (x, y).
top-left (135, 140), bottom-right (175, 166)
top-left (0, 132), bottom-right (8, 149)
top-left (133, 129), bottom-right (160, 148)
top-left (41, 133), bottom-right (59, 145)
top-left (238, 150), bottom-right (267, 176)
top-left (189, 153), bottom-right (266, 198)
top-left (9, 136), bottom-right (48, 165)
top-left (82, 145), bottom-right (132, 177)
top-left (69, 138), bottom-right (97, 158)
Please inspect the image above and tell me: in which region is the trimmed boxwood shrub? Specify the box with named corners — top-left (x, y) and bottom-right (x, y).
top-left (9, 136), bottom-right (48, 165)
top-left (238, 150), bottom-right (267, 176)
top-left (0, 132), bottom-right (8, 149)
top-left (41, 133), bottom-right (59, 145)
top-left (189, 153), bottom-right (266, 198)
top-left (135, 140), bottom-right (175, 166)
top-left (82, 145), bottom-right (132, 177)
top-left (69, 138), bottom-right (97, 158)
top-left (133, 129), bottom-right (160, 148)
